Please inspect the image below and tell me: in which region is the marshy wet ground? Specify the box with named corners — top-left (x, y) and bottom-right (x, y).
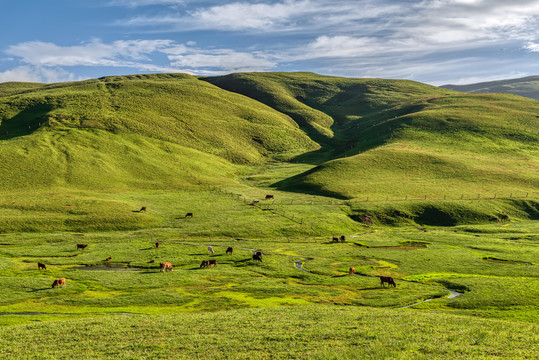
top-left (69, 263), bottom-right (142, 271)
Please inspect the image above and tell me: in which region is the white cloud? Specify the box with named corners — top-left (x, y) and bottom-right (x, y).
top-left (6, 39), bottom-right (174, 67)
top-left (117, 0), bottom-right (401, 32)
top-left (168, 50), bottom-right (275, 72)
top-left (2, 39), bottom-right (276, 81)
top-left (525, 41), bottom-right (539, 52)
top-left (187, 1), bottom-right (311, 31)
top-left (0, 65), bottom-right (77, 83)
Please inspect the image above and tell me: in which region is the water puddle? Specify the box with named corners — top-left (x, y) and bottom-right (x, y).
top-left (397, 289), bottom-right (463, 309)
top-left (293, 258), bottom-right (314, 273)
top-left (70, 264), bottom-right (141, 271)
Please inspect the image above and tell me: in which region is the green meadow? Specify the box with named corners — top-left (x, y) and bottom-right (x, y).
top-left (0, 72), bottom-right (537, 358)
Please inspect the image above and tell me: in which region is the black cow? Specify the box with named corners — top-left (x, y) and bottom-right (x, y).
top-left (380, 276), bottom-right (396, 287)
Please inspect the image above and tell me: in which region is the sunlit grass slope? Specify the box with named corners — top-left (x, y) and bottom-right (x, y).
top-left (207, 73), bottom-right (538, 199)
top-left (0, 73), bottom-right (317, 171)
top-left (1, 72), bottom-right (537, 202)
top-left (278, 93), bottom-right (538, 199)
top-left (205, 72), bottom-right (454, 156)
top-left (442, 75), bottom-right (539, 100)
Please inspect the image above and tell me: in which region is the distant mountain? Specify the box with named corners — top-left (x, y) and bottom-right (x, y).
top-left (441, 76), bottom-right (539, 100)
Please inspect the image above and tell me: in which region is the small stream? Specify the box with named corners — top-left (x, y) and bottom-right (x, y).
top-left (397, 289), bottom-right (463, 309)
top-left (291, 256), bottom-right (463, 307)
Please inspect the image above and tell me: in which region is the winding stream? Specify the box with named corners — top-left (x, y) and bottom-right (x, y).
top-left (291, 256), bottom-right (463, 308)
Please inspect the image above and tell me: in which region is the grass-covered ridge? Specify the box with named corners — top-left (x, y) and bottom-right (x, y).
top-left (0, 73), bottom-right (317, 169)
top-left (441, 75), bottom-right (539, 100)
top-left (220, 76), bottom-right (538, 199)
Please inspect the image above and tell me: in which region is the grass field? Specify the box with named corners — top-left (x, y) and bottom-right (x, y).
top-left (0, 217), bottom-right (537, 358)
top-left (0, 72), bottom-right (538, 358)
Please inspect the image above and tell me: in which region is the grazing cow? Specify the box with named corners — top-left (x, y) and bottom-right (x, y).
top-left (140, 206), bottom-right (147, 212)
top-left (76, 244), bottom-right (88, 250)
top-left (149, 260), bottom-right (155, 263)
top-left (52, 278), bottom-right (66, 288)
top-left (207, 246), bottom-right (214, 255)
top-left (160, 262), bottom-right (173, 272)
top-left (200, 260), bottom-right (210, 268)
top-left (380, 276), bottom-right (396, 287)
top-left (37, 262), bottom-right (47, 270)
top-left (340, 235), bottom-right (346, 243)
top-left (226, 247), bottom-right (234, 255)
top-left (104, 257), bottom-right (112, 262)
top-left (252, 254), bottom-right (262, 262)
top-left (155, 241), bottom-right (160, 248)
top-left (349, 266), bottom-right (355, 275)
top-left (185, 212), bottom-right (194, 218)
top-left (265, 194), bottom-right (274, 200)
top-left (332, 237), bottom-right (339, 243)
top-left (251, 200), bottom-right (259, 205)
top-left (209, 259), bottom-right (217, 267)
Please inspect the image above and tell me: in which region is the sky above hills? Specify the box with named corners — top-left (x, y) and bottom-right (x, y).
top-left (0, 0), bottom-right (538, 85)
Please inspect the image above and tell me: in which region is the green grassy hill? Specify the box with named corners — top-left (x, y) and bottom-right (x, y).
top-left (207, 73), bottom-right (539, 199)
top-left (0, 72), bottom-right (537, 231)
top-left (0, 73), bottom-right (318, 191)
top-left (441, 75), bottom-right (539, 100)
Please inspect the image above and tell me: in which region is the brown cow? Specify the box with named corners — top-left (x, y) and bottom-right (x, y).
top-left (200, 260), bottom-right (210, 268)
top-left (139, 206), bottom-right (147, 212)
top-left (349, 266), bottom-right (355, 275)
top-left (160, 262), bottom-right (173, 272)
top-left (52, 278), bottom-right (66, 288)
top-left (209, 259), bottom-right (217, 267)
top-left (226, 247), bottom-right (233, 255)
top-left (265, 194), bottom-right (274, 200)
top-left (380, 276), bottom-right (396, 287)
top-left (76, 244), bottom-right (88, 250)
top-left (37, 262), bottom-right (47, 270)
top-left (104, 257), bottom-right (112, 262)
top-left (155, 241), bottom-right (160, 248)
top-left (185, 212), bottom-right (194, 218)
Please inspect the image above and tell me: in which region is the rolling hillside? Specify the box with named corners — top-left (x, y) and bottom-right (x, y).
top-left (441, 75), bottom-right (539, 100)
top-left (206, 73), bottom-right (539, 199)
top-left (0, 73), bottom-right (318, 190)
top-left (0, 72), bottom-right (537, 201)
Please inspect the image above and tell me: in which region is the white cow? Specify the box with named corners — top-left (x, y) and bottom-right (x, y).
top-left (208, 246), bottom-right (214, 255)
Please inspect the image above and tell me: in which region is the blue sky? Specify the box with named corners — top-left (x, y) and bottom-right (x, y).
top-left (0, 0), bottom-right (538, 85)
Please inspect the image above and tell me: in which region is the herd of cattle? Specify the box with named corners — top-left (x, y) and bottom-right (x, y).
top-left (38, 219), bottom-right (397, 288)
